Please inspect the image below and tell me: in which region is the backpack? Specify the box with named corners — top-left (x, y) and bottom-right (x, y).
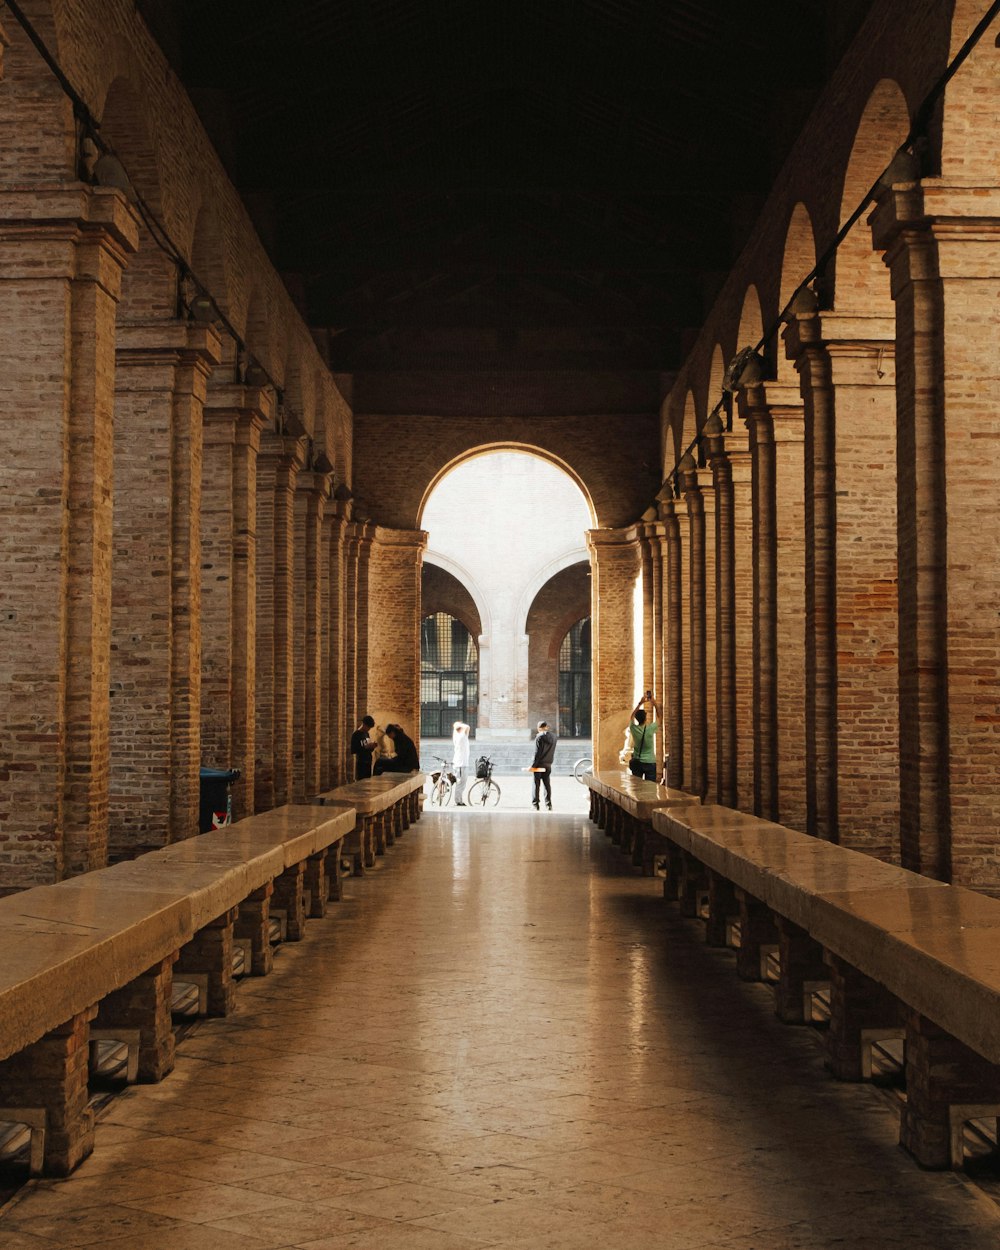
top-left (475, 755), bottom-right (490, 779)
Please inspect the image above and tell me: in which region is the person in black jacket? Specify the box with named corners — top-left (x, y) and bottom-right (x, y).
top-left (374, 723), bottom-right (420, 774)
top-left (530, 720), bottom-right (557, 810)
top-left (350, 715), bottom-right (377, 779)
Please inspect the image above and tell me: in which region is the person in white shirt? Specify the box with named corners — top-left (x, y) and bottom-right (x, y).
top-left (452, 721), bottom-right (471, 805)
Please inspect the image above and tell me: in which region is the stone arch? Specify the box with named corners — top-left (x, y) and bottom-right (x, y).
top-left (421, 561), bottom-right (483, 641)
top-left (100, 75), bottom-right (175, 319)
top-left (243, 285), bottom-right (273, 373)
top-left (516, 550), bottom-right (592, 639)
top-left (678, 391), bottom-right (699, 463)
top-left (834, 79), bottom-right (910, 314)
top-left (417, 443), bottom-right (598, 530)
top-left (707, 345), bottom-right (726, 422)
top-left (189, 196), bottom-right (231, 317)
top-left (736, 284), bottom-right (765, 357)
top-left (525, 561), bottom-right (592, 738)
top-left (777, 203), bottom-right (818, 381)
top-left (422, 552), bottom-right (491, 639)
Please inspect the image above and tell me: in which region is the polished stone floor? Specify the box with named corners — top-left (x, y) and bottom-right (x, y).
top-left (4, 811), bottom-right (1000, 1249)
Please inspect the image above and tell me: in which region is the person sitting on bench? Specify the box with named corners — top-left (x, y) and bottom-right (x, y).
top-left (374, 723), bottom-right (419, 773)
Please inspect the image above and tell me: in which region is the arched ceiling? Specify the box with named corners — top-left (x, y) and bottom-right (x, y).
top-left (140, 0), bottom-right (868, 411)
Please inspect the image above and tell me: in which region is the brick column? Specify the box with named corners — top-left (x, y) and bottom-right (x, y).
top-left (293, 465), bottom-right (333, 801)
top-left (646, 516), bottom-right (667, 777)
top-left (367, 527), bottom-right (427, 742)
top-left (773, 398), bottom-right (807, 832)
top-left (679, 456), bottom-right (708, 799)
top-left (785, 304), bottom-right (837, 842)
top-left (639, 516), bottom-right (655, 692)
top-left (110, 321), bottom-right (221, 855)
top-left (201, 386), bottom-right (272, 821)
top-left (785, 302), bottom-right (899, 856)
top-left (354, 522), bottom-right (376, 721)
top-left (0, 187), bottom-right (137, 888)
top-left (737, 384), bottom-right (806, 824)
top-left (327, 496), bottom-right (350, 785)
top-left (587, 528), bottom-right (640, 772)
top-left (343, 520), bottom-right (361, 735)
top-left (872, 184), bottom-right (1000, 890)
top-left (660, 496), bottom-right (684, 789)
top-left (676, 507), bottom-right (692, 792)
top-left (706, 424), bottom-right (752, 808)
top-left (254, 432), bottom-right (307, 811)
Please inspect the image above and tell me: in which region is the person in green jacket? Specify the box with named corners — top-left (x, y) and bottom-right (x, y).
top-left (627, 693), bottom-right (659, 781)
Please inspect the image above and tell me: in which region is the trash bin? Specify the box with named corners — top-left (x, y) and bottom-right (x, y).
top-left (199, 767), bottom-right (241, 833)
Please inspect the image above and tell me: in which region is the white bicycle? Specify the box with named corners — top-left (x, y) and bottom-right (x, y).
top-left (428, 757), bottom-right (456, 806)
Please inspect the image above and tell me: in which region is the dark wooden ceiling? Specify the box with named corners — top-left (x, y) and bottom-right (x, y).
top-left (140, 0), bottom-right (866, 386)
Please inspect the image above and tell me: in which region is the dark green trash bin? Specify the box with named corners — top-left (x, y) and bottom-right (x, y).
top-left (199, 767), bottom-right (241, 833)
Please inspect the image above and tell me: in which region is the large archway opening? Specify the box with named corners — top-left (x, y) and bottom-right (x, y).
top-left (420, 449), bottom-right (592, 757)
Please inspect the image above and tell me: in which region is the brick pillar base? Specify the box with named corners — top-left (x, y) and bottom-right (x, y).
top-left (901, 1008), bottom-right (1000, 1169)
top-left (273, 862), bottom-right (307, 940)
top-left (94, 954), bottom-right (177, 1082)
top-left (736, 889), bottom-right (778, 982)
top-left (775, 916), bottom-right (827, 1023)
top-left (235, 883), bottom-right (274, 975)
top-left (177, 908), bottom-right (237, 1015)
top-left (825, 955), bottom-right (901, 1081)
top-left (0, 1007), bottom-right (97, 1175)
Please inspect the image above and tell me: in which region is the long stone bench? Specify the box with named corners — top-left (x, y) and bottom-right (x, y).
top-left (311, 772), bottom-right (425, 873)
top-left (587, 770), bottom-right (701, 870)
top-left (0, 803), bottom-right (354, 1176)
top-left (652, 803), bottom-right (1000, 1169)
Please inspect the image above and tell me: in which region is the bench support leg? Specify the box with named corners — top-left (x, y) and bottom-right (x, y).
top-left (94, 954), bottom-right (177, 1082)
top-left (825, 955), bottom-right (900, 1081)
top-left (706, 872), bottom-right (738, 948)
top-left (304, 852), bottom-right (327, 919)
top-left (774, 917), bottom-right (828, 1023)
top-left (235, 882), bottom-right (275, 975)
top-left (273, 862), bottom-right (308, 940)
top-left (679, 853), bottom-right (706, 919)
top-left (362, 816), bottom-right (377, 867)
top-left (662, 843), bottom-right (684, 901)
top-left (0, 1006), bottom-right (97, 1175)
top-left (735, 890), bottom-right (778, 981)
top-left (901, 1009), bottom-right (1000, 1169)
top-left (177, 908), bottom-right (238, 1015)
top-left (326, 842), bottom-right (344, 901)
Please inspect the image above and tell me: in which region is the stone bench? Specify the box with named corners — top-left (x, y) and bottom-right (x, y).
top-left (652, 803), bottom-right (1000, 1169)
top-left (587, 770), bottom-right (700, 870)
top-left (0, 803), bottom-right (353, 1176)
top-left (311, 772), bottom-right (425, 873)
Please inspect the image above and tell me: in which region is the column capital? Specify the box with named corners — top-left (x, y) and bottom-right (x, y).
top-left (259, 430), bottom-right (308, 465)
top-left (871, 180), bottom-right (1000, 254)
top-left (116, 318), bottom-right (223, 375)
top-left (587, 525), bottom-right (640, 561)
top-left (0, 184), bottom-right (140, 286)
top-left (205, 381), bottom-right (276, 431)
top-left (371, 525), bottom-right (429, 555)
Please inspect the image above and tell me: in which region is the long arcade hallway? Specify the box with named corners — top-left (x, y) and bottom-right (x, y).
top-left (3, 812), bottom-right (999, 1250)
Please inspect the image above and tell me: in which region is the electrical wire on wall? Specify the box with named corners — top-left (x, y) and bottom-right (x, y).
top-left (1, 0), bottom-right (288, 407)
top-left (661, 0), bottom-right (1000, 499)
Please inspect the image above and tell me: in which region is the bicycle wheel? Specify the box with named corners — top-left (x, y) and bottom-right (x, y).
top-left (468, 779), bottom-right (501, 807)
top-left (430, 775), bottom-right (452, 806)
top-left (573, 756), bottom-right (593, 784)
